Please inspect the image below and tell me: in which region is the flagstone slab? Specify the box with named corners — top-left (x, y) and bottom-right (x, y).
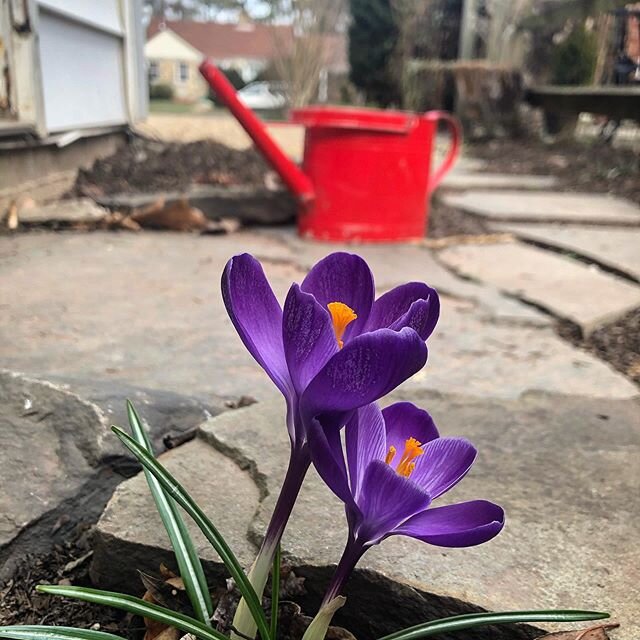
top-left (195, 395), bottom-right (639, 639)
top-left (440, 173), bottom-right (558, 190)
top-left (90, 437), bottom-right (260, 590)
top-left (494, 223), bottom-right (640, 281)
top-left (442, 190), bottom-right (640, 224)
top-left (0, 370), bottom-right (109, 548)
top-left (438, 243), bottom-right (640, 334)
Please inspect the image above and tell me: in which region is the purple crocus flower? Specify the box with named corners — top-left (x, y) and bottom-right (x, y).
top-left (222, 252), bottom-right (439, 636)
top-left (308, 402), bottom-right (505, 604)
top-left (222, 251), bottom-right (439, 536)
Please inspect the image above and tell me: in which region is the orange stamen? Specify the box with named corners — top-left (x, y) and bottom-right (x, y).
top-left (385, 445), bottom-right (397, 465)
top-left (327, 302), bottom-right (357, 348)
top-left (395, 437), bottom-right (424, 478)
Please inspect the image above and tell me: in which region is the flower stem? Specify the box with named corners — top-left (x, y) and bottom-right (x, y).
top-left (321, 537), bottom-right (365, 606)
top-left (232, 445), bottom-right (310, 640)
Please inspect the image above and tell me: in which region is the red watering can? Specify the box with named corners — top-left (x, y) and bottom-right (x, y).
top-left (200, 60), bottom-right (461, 243)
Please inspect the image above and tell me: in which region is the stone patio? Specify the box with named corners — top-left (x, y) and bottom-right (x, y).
top-left (438, 241), bottom-right (640, 335)
top-left (93, 394), bottom-right (640, 639)
top-left (2, 151), bottom-right (639, 638)
top-left (494, 224), bottom-right (640, 282)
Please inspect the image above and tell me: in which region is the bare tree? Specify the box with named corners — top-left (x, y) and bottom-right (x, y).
top-left (270, 0), bottom-right (347, 107)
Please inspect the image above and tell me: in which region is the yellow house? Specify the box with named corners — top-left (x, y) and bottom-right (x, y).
top-left (145, 19), bottom-right (294, 103)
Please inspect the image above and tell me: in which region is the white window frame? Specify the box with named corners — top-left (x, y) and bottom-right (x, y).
top-left (175, 61), bottom-right (189, 84)
top-left (148, 60), bottom-right (159, 82)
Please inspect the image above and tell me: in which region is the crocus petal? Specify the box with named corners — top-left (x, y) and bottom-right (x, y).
top-left (393, 500), bottom-right (505, 547)
top-left (389, 298), bottom-right (439, 341)
top-left (222, 254), bottom-right (293, 397)
top-left (345, 403), bottom-right (386, 501)
top-left (365, 283), bottom-right (440, 340)
top-left (301, 327), bottom-right (428, 419)
top-left (356, 460), bottom-right (431, 544)
top-left (307, 413), bottom-right (356, 510)
top-left (410, 438), bottom-right (477, 499)
top-left (300, 252), bottom-right (375, 339)
top-left (382, 402), bottom-right (439, 460)
top-left (283, 284), bottom-right (339, 395)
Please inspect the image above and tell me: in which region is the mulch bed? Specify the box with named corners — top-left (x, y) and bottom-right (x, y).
top-left (69, 138), bottom-right (270, 198)
top-left (558, 307), bottom-right (640, 387)
top-left (469, 138), bottom-right (640, 204)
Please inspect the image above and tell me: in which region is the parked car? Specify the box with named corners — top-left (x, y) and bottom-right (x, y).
top-left (237, 82), bottom-right (288, 109)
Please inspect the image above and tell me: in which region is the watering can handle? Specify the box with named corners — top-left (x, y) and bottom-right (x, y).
top-left (426, 111), bottom-right (462, 194)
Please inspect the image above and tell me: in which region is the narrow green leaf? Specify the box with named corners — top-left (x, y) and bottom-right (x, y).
top-left (36, 586), bottom-right (226, 640)
top-left (0, 626), bottom-right (124, 640)
top-left (378, 609), bottom-right (610, 640)
top-left (125, 401), bottom-right (213, 626)
top-left (111, 426), bottom-right (271, 640)
top-left (270, 543), bottom-right (281, 640)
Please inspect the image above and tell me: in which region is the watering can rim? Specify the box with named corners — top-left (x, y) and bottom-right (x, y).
top-left (291, 105), bottom-right (431, 134)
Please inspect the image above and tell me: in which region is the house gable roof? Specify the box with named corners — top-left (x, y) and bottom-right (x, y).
top-left (147, 18), bottom-right (294, 61)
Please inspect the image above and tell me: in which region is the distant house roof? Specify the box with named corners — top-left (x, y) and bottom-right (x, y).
top-left (146, 18), bottom-right (294, 61)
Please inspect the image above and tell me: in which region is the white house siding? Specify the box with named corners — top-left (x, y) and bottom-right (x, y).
top-left (38, 0), bottom-right (122, 34)
top-left (38, 8), bottom-right (128, 132)
top-left (145, 29), bottom-right (201, 62)
top-left (0, 0), bottom-right (146, 136)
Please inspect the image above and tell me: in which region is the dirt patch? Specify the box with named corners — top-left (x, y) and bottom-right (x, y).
top-left (558, 307), bottom-right (640, 387)
top-left (69, 138), bottom-right (271, 198)
top-left (427, 198), bottom-right (491, 238)
top-left (470, 138), bottom-right (640, 204)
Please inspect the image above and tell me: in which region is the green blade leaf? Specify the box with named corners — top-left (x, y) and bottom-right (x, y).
top-left (0, 626), bottom-right (125, 640)
top-left (270, 543), bottom-right (281, 640)
top-left (125, 401), bottom-right (213, 626)
top-left (378, 609), bottom-right (610, 640)
top-left (36, 586), bottom-right (226, 640)
top-left (111, 426), bottom-right (271, 640)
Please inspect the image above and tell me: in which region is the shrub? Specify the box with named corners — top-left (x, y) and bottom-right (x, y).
top-left (149, 83), bottom-right (174, 100)
top-left (551, 25), bottom-right (598, 86)
top-left (348, 0), bottom-right (400, 106)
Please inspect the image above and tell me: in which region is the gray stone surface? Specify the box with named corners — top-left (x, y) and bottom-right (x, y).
top-left (440, 173), bottom-right (558, 190)
top-left (18, 198), bottom-right (108, 224)
top-left (439, 242), bottom-right (640, 335)
top-left (494, 223), bottom-right (640, 281)
top-left (193, 394), bottom-right (640, 639)
top-left (412, 296), bottom-right (637, 399)
top-left (2, 231), bottom-right (636, 404)
top-left (49, 376), bottom-right (227, 456)
top-left (442, 190), bottom-right (640, 224)
top-left (91, 437), bottom-right (260, 591)
top-left (0, 370), bottom-right (109, 547)
top-left (273, 229), bottom-right (552, 327)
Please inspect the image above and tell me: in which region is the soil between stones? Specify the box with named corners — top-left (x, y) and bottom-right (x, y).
top-left (427, 199), bottom-right (490, 238)
top-left (558, 306), bottom-right (640, 387)
top-left (0, 527), bottom-right (132, 636)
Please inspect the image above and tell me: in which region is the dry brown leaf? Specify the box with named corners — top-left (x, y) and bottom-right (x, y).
top-left (131, 198), bottom-right (210, 232)
top-left (140, 566), bottom-right (192, 640)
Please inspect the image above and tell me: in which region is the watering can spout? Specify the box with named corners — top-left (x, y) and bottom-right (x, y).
top-left (199, 59), bottom-right (315, 204)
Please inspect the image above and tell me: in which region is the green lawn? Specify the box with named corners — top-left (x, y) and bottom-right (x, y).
top-left (148, 100), bottom-right (198, 114)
